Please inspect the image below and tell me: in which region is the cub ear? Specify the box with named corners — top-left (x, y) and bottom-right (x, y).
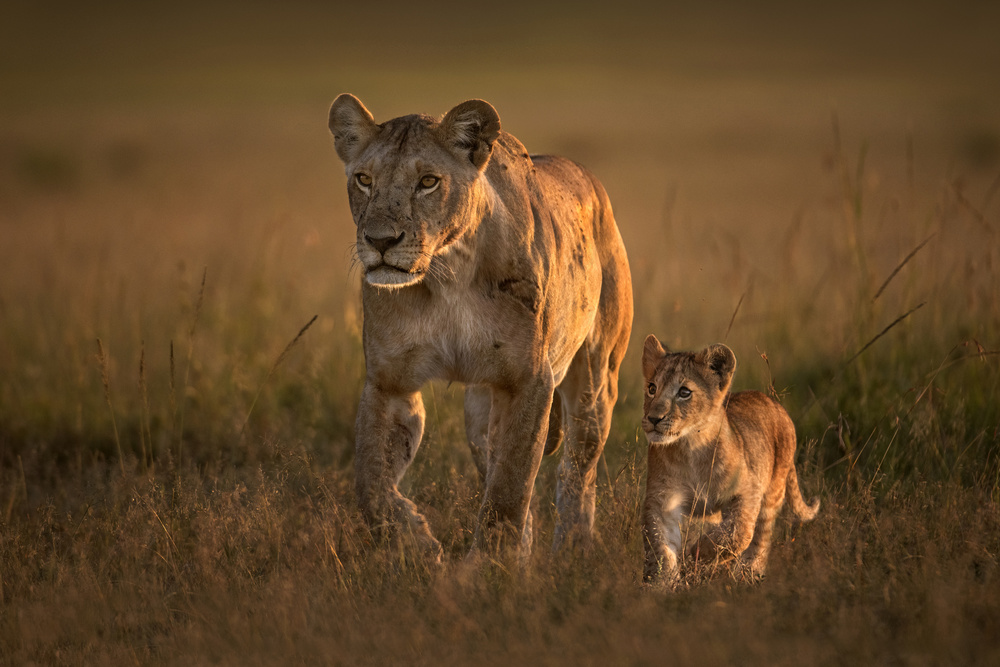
top-left (642, 334), bottom-right (668, 380)
top-left (699, 344), bottom-right (737, 392)
top-left (328, 93), bottom-right (379, 164)
top-left (439, 99), bottom-right (501, 171)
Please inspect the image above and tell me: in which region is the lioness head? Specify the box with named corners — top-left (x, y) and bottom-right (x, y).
top-left (640, 335), bottom-right (737, 446)
top-left (328, 94), bottom-right (501, 288)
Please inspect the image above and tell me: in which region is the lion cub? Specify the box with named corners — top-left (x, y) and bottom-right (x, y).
top-left (640, 335), bottom-right (819, 583)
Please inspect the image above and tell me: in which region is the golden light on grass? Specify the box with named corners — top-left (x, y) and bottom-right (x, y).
top-left (0, 2), bottom-right (998, 663)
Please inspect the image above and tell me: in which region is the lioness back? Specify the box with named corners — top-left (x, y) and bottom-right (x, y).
top-left (639, 336), bottom-right (819, 583)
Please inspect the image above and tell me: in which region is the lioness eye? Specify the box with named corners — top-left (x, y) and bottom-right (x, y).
top-left (419, 175), bottom-right (439, 189)
top-left (677, 387), bottom-right (692, 399)
top-left (356, 173), bottom-right (372, 188)
top-left (647, 383), bottom-right (656, 396)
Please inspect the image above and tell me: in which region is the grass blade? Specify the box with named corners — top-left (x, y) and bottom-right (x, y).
top-left (845, 302), bottom-right (926, 366)
top-left (96, 338), bottom-right (126, 478)
top-left (723, 288), bottom-right (747, 342)
top-left (177, 267), bottom-right (207, 466)
top-left (238, 314), bottom-right (318, 442)
top-left (872, 234), bottom-right (935, 303)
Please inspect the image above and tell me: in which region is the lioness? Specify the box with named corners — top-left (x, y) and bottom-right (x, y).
top-left (328, 94), bottom-right (633, 558)
top-left (640, 335), bottom-right (819, 583)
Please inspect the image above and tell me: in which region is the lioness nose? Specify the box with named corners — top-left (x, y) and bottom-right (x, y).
top-left (365, 231), bottom-right (405, 255)
top-left (647, 415), bottom-right (664, 427)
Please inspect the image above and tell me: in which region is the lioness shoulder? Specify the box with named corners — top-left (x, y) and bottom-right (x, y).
top-left (639, 335), bottom-right (819, 583)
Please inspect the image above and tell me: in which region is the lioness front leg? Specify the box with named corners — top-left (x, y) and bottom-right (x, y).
top-left (464, 385), bottom-right (491, 481)
top-left (553, 341), bottom-right (619, 551)
top-left (355, 382), bottom-right (442, 560)
top-left (474, 369), bottom-right (554, 556)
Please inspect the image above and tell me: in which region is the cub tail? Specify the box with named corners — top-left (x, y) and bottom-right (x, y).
top-left (786, 465), bottom-right (820, 522)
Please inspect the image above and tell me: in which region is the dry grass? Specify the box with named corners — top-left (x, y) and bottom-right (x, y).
top-left (2, 447), bottom-right (997, 665)
top-left (2, 2), bottom-right (1000, 664)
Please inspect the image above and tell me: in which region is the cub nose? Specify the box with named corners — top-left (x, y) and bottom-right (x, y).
top-left (647, 415), bottom-right (664, 427)
top-left (365, 231), bottom-right (405, 255)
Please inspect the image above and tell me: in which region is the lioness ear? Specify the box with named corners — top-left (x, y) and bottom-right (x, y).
top-left (642, 334), bottom-right (668, 379)
top-left (328, 93), bottom-right (379, 164)
top-left (440, 99), bottom-right (501, 171)
top-left (699, 344), bottom-right (737, 392)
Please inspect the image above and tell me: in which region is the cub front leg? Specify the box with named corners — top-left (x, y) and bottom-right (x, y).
top-left (354, 382), bottom-right (442, 560)
top-left (643, 449), bottom-right (686, 583)
top-left (642, 493), bottom-right (684, 584)
top-left (688, 494), bottom-right (760, 566)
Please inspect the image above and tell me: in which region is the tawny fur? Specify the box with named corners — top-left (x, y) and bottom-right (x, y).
top-left (328, 94), bottom-right (633, 559)
top-left (639, 335), bottom-right (819, 583)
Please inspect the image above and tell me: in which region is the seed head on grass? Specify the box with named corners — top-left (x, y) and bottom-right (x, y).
top-left (756, 348), bottom-right (782, 402)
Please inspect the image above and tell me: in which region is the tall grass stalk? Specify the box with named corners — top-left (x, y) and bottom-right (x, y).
top-left (831, 114), bottom-right (871, 289)
top-left (96, 338), bottom-right (126, 478)
top-left (168, 340), bottom-right (177, 457)
top-left (3, 455), bottom-right (28, 522)
top-left (952, 181), bottom-right (996, 235)
top-left (756, 349), bottom-right (780, 401)
top-left (844, 302), bottom-right (926, 366)
top-left (138, 341), bottom-right (151, 472)
top-left (871, 234), bottom-right (935, 303)
top-left (238, 314), bottom-right (318, 442)
top-left (866, 426), bottom-right (900, 493)
top-left (908, 341), bottom-right (1000, 416)
top-left (176, 267), bottom-right (207, 466)
top-left (723, 288), bottom-right (747, 342)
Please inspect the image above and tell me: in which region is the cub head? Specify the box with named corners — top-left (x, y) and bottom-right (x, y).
top-left (640, 335), bottom-right (736, 446)
top-left (328, 94), bottom-right (501, 288)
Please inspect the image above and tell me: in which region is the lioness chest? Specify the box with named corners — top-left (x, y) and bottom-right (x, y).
top-left (361, 158), bottom-right (606, 394)
top-left (362, 279), bottom-right (557, 391)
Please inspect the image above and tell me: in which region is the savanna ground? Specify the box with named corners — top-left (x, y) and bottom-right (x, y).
top-left (1, 1), bottom-right (999, 664)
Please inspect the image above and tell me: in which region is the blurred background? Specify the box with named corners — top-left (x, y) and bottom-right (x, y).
top-left (3, 4), bottom-right (999, 661)
top-left (1, 0), bottom-right (998, 464)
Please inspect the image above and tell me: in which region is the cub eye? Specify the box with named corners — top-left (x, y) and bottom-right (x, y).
top-left (419, 175), bottom-right (440, 189)
top-left (355, 173), bottom-right (372, 188)
top-left (677, 387), bottom-right (692, 399)
top-left (647, 382), bottom-right (656, 397)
